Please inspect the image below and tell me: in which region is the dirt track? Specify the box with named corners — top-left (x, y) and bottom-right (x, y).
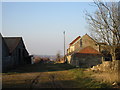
top-left (2, 63), bottom-right (112, 88)
top-left (2, 63), bottom-right (74, 88)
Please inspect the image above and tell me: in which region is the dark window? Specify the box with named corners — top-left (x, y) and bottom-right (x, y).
top-left (102, 50), bottom-right (112, 61)
top-left (9, 53), bottom-right (12, 56)
top-left (115, 48), bottom-right (120, 60)
top-left (80, 39), bottom-right (82, 47)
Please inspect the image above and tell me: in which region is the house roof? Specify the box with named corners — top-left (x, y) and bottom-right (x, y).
top-left (78, 46), bottom-right (101, 54)
top-left (4, 37), bottom-right (22, 53)
top-left (73, 53), bottom-right (102, 58)
top-left (97, 42), bottom-right (107, 45)
top-left (69, 36), bottom-right (81, 46)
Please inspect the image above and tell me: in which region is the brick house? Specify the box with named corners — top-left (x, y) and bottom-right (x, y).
top-left (66, 34), bottom-right (106, 68)
top-left (1, 34), bottom-right (31, 72)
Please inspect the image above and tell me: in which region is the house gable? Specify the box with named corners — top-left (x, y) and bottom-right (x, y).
top-left (81, 34), bottom-right (99, 52)
top-left (4, 37), bottom-right (22, 53)
top-left (0, 34), bottom-right (9, 57)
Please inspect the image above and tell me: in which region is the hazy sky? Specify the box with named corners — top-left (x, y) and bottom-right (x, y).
top-left (2, 2), bottom-right (97, 55)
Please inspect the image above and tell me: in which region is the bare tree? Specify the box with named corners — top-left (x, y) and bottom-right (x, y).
top-left (56, 51), bottom-right (61, 62)
top-left (85, 0), bottom-right (120, 60)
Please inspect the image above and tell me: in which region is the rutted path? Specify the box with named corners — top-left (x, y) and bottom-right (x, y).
top-left (29, 72), bottom-right (64, 88)
top-left (2, 63), bottom-right (74, 88)
top-left (2, 63), bottom-right (112, 88)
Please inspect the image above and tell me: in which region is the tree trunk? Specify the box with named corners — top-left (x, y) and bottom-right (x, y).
top-left (112, 54), bottom-right (116, 61)
top-left (111, 48), bottom-right (116, 61)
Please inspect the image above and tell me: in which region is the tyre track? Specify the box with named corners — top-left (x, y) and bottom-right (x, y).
top-left (29, 72), bottom-right (65, 89)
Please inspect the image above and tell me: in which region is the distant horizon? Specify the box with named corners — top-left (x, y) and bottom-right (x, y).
top-left (34, 54), bottom-right (61, 56)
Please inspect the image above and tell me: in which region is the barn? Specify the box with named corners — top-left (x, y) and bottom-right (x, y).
top-left (1, 34), bottom-right (31, 72)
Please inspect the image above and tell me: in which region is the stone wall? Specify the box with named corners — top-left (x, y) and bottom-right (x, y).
top-left (89, 60), bottom-right (120, 82)
top-left (81, 34), bottom-right (99, 52)
top-left (70, 53), bottom-right (102, 68)
top-left (90, 60), bottom-right (120, 72)
top-left (74, 40), bottom-right (80, 52)
top-left (66, 55), bottom-right (71, 64)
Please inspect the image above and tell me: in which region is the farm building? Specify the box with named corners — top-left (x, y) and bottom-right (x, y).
top-left (1, 33), bottom-right (31, 72)
top-left (66, 34), bottom-right (110, 68)
top-left (70, 46), bottom-right (102, 68)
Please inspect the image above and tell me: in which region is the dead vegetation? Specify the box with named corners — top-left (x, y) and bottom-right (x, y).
top-left (2, 63), bottom-right (113, 88)
top-left (90, 71), bottom-right (120, 87)
top-left (91, 72), bottom-right (118, 83)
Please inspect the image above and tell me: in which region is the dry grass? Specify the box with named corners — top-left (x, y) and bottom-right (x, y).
top-left (2, 72), bottom-right (40, 88)
top-left (91, 72), bottom-right (119, 84)
top-left (2, 63), bottom-right (75, 88)
top-left (2, 70), bottom-right (75, 88)
top-left (2, 63), bottom-right (112, 88)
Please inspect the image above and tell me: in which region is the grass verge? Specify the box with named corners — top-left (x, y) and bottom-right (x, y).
top-left (69, 68), bottom-right (113, 88)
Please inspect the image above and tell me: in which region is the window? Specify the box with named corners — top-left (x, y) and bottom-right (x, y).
top-left (80, 39), bottom-right (82, 47)
top-left (9, 53), bottom-right (12, 56)
top-left (95, 44), bottom-right (98, 46)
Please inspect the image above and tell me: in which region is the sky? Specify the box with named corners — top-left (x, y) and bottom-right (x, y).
top-left (2, 2), bottom-right (98, 55)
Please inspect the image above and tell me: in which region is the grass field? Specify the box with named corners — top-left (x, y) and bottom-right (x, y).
top-left (2, 63), bottom-right (113, 88)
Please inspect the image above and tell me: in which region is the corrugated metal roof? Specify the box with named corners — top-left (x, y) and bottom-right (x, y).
top-left (4, 37), bottom-right (22, 53)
